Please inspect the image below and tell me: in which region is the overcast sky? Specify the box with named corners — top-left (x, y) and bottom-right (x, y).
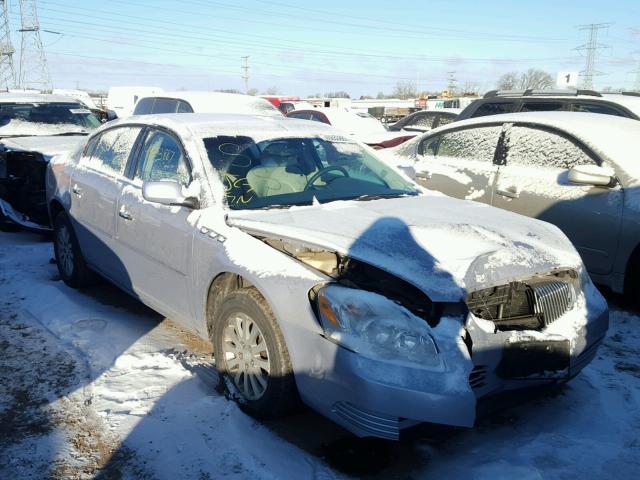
top-left (7, 0), bottom-right (640, 96)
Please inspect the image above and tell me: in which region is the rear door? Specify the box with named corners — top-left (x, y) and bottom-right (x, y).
top-left (413, 125), bottom-right (503, 203)
top-left (115, 127), bottom-right (197, 323)
top-left (69, 126), bottom-right (142, 282)
top-left (492, 124), bottom-right (623, 274)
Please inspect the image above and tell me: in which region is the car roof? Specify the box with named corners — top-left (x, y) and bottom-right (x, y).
top-left (477, 91), bottom-right (640, 117)
top-left (105, 112), bottom-right (338, 139)
top-left (0, 92), bottom-right (83, 104)
top-left (136, 91), bottom-right (282, 116)
top-left (427, 111), bottom-right (640, 181)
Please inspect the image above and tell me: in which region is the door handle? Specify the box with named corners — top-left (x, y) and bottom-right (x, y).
top-left (72, 184), bottom-right (82, 196)
top-left (118, 206), bottom-right (133, 220)
top-left (496, 187), bottom-right (520, 199)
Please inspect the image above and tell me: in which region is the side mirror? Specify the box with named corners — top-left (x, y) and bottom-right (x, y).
top-left (568, 164), bottom-right (616, 187)
top-left (142, 180), bottom-right (199, 209)
top-left (106, 110), bottom-right (118, 121)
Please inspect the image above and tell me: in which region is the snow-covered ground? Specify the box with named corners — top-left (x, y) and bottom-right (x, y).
top-left (1, 229), bottom-right (639, 479)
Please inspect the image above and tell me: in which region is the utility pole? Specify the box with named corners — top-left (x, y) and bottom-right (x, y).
top-left (447, 71), bottom-right (457, 96)
top-left (241, 55), bottom-right (249, 94)
top-left (0, 0), bottom-right (15, 89)
top-left (18, 0), bottom-right (51, 90)
top-left (574, 23), bottom-right (610, 90)
top-left (632, 53), bottom-right (640, 92)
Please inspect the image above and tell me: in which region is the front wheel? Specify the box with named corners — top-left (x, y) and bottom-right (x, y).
top-left (53, 211), bottom-right (96, 288)
top-left (212, 288), bottom-right (298, 418)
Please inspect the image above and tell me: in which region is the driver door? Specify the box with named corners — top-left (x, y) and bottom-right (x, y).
top-left (492, 124), bottom-right (623, 275)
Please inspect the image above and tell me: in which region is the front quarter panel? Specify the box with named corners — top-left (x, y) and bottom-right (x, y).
top-left (46, 143), bottom-right (83, 222)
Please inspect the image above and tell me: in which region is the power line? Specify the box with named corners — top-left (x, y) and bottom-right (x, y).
top-left (574, 23), bottom-right (611, 89)
top-left (0, 0), bottom-right (15, 88)
top-left (18, 0), bottom-right (50, 89)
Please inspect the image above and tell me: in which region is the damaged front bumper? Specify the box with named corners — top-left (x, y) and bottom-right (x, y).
top-left (0, 197), bottom-right (51, 233)
top-left (297, 282), bottom-right (607, 440)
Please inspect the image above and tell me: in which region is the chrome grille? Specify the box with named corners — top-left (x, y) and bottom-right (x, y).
top-left (531, 280), bottom-right (575, 326)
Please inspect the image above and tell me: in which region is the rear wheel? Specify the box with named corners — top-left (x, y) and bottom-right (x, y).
top-left (212, 288), bottom-right (298, 418)
top-left (53, 211), bottom-right (96, 288)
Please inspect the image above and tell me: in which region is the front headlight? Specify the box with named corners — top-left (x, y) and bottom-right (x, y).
top-left (315, 284), bottom-right (440, 368)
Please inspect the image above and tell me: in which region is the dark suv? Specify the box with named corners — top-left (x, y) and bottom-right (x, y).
top-left (457, 90), bottom-right (640, 121)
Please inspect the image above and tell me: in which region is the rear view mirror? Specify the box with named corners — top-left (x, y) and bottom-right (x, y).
top-left (142, 180), bottom-right (199, 209)
top-left (568, 164), bottom-right (616, 187)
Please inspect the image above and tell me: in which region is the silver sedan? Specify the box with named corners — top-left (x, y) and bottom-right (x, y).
top-left (46, 113), bottom-right (608, 439)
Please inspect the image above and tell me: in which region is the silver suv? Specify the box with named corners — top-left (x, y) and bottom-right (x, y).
top-left (46, 113), bottom-right (608, 439)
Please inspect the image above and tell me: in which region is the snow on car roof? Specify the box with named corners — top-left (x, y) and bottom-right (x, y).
top-left (106, 112), bottom-right (339, 140)
top-left (430, 111), bottom-right (640, 182)
top-left (136, 91), bottom-right (282, 117)
top-left (0, 92), bottom-right (83, 104)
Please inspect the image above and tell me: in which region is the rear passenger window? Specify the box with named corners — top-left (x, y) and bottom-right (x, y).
top-left (434, 126), bottom-right (503, 163)
top-left (151, 98), bottom-right (178, 114)
top-left (571, 103), bottom-right (625, 117)
top-left (472, 102), bottom-right (516, 117)
top-left (89, 127), bottom-right (142, 175)
top-left (505, 126), bottom-right (597, 169)
top-left (133, 98), bottom-right (154, 115)
top-left (135, 130), bottom-right (190, 185)
top-left (176, 100), bottom-right (193, 113)
top-left (520, 102), bottom-right (564, 112)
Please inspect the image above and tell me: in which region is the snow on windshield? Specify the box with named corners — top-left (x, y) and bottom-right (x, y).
top-left (0, 118), bottom-right (92, 137)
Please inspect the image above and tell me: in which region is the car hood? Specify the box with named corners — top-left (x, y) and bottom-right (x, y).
top-left (0, 135), bottom-right (86, 160)
top-left (227, 195), bottom-right (582, 302)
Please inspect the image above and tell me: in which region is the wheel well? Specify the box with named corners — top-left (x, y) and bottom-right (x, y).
top-left (205, 273), bottom-right (254, 337)
top-left (48, 200), bottom-right (65, 226)
top-left (624, 242), bottom-right (640, 295)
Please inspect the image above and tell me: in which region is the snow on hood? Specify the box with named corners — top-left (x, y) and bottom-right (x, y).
top-left (227, 195), bottom-right (582, 302)
top-left (0, 134), bottom-right (86, 159)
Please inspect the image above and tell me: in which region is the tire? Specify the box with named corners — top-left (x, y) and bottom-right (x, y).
top-left (53, 211), bottom-right (96, 288)
top-left (212, 287), bottom-right (299, 419)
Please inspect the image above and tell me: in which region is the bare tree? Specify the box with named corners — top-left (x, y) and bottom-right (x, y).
top-left (497, 71), bottom-right (519, 90)
top-left (326, 91), bottom-right (350, 98)
top-left (519, 68), bottom-right (553, 90)
top-left (497, 69), bottom-right (554, 90)
top-left (264, 86), bottom-right (280, 95)
top-left (246, 88), bottom-right (259, 96)
top-left (392, 81), bottom-right (417, 99)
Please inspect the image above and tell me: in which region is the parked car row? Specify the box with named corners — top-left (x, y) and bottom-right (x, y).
top-left (6, 86), bottom-right (637, 440)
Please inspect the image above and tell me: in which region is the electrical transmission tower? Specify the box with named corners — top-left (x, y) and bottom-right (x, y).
top-left (574, 23), bottom-right (610, 90)
top-left (0, 0), bottom-right (15, 89)
top-left (447, 71), bottom-right (457, 96)
top-left (18, 0), bottom-right (50, 90)
top-left (241, 56), bottom-right (249, 94)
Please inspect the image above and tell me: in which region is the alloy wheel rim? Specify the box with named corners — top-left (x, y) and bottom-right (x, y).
top-left (57, 225), bottom-right (74, 277)
top-left (222, 312), bottom-right (270, 400)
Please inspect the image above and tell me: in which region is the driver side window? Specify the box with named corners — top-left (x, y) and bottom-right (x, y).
top-left (135, 129), bottom-right (191, 185)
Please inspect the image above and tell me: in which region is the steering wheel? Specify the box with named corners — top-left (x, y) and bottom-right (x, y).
top-left (304, 166), bottom-right (350, 190)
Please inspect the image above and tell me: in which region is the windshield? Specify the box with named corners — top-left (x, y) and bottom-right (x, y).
top-left (203, 134), bottom-right (419, 209)
top-left (0, 102), bottom-right (101, 137)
